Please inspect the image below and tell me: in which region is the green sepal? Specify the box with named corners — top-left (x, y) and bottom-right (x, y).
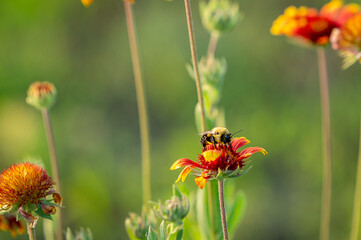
top-left (35, 207), bottom-right (53, 221)
top-left (159, 221), bottom-right (166, 240)
top-left (41, 199), bottom-right (63, 208)
top-left (147, 226), bottom-right (158, 240)
top-left (172, 184), bottom-right (182, 199)
top-left (125, 218), bottom-right (144, 240)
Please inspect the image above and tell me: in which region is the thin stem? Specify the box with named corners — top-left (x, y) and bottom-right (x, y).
top-left (207, 32), bottom-right (219, 64)
top-left (124, 1), bottom-right (151, 204)
top-left (317, 47), bottom-right (332, 240)
top-left (26, 223), bottom-right (36, 240)
top-left (184, 0), bottom-right (207, 132)
top-left (350, 117), bottom-right (361, 240)
top-left (218, 179), bottom-right (229, 240)
top-left (41, 109), bottom-right (63, 240)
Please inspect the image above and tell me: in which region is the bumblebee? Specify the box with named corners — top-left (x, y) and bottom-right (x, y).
top-left (200, 127), bottom-right (233, 148)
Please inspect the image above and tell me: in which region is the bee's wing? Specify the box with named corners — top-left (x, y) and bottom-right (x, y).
top-left (198, 131), bottom-right (213, 136)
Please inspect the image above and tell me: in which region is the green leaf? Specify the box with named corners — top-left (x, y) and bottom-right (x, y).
top-left (195, 188), bottom-right (208, 240)
top-left (227, 189), bottom-right (246, 239)
top-left (147, 226), bottom-right (158, 240)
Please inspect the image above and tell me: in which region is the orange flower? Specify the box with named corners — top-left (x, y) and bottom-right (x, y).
top-left (271, 0), bottom-right (360, 45)
top-left (331, 13), bottom-right (361, 68)
top-left (81, 0), bottom-right (93, 7)
top-left (0, 162), bottom-right (62, 227)
top-left (0, 214), bottom-right (25, 237)
top-left (170, 137), bottom-right (267, 189)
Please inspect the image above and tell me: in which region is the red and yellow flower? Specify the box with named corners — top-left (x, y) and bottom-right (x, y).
top-left (170, 137), bottom-right (267, 189)
top-left (0, 162), bottom-right (62, 228)
top-left (331, 13), bottom-right (361, 68)
top-left (0, 214), bottom-right (25, 237)
top-left (271, 0), bottom-right (360, 45)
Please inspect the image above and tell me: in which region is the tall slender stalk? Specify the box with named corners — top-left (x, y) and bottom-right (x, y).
top-left (26, 223), bottom-right (36, 240)
top-left (218, 179), bottom-right (229, 240)
top-left (184, 0), bottom-right (207, 132)
top-left (317, 47), bottom-right (332, 240)
top-left (350, 117), bottom-right (361, 240)
top-left (41, 109), bottom-right (62, 240)
top-left (124, 1), bottom-right (151, 204)
top-left (183, 2), bottom-right (217, 240)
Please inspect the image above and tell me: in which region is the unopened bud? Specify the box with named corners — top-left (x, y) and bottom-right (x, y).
top-left (200, 0), bottom-right (241, 34)
top-left (26, 82), bottom-right (56, 110)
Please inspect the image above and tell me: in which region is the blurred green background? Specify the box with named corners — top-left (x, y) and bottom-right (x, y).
top-left (1, 0), bottom-right (360, 239)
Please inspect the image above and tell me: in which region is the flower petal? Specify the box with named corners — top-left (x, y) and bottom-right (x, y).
top-left (231, 137), bottom-right (250, 152)
top-left (202, 150), bottom-right (221, 162)
top-left (195, 176), bottom-right (207, 189)
top-left (170, 158), bottom-right (200, 170)
top-left (238, 147), bottom-right (267, 161)
top-left (175, 167), bottom-right (192, 183)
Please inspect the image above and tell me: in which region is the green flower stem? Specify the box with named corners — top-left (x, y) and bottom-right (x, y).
top-left (41, 109), bottom-right (63, 240)
top-left (317, 47), bottom-right (332, 240)
top-left (26, 223), bottom-right (36, 240)
top-left (124, 1), bottom-right (152, 204)
top-left (184, 0), bottom-right (207, 132)
top-left (350, 117), bottom-right (361, 240)
top-left (218, 179), bottom-right (229, 240)
top-left (207, 32), bottom-right (219, 64)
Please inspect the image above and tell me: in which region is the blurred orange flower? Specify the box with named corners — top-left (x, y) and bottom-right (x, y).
top-left (0, 214), bottom-right (25, 237)
top-left (81, 0), bottom-right (93, 7)
top-left (331, 13), bottom-right (361, 68)
top-left (171, 137), bottom-right (267, 189)
top-left (0, 162), bottom-right (62, 227)
top-left (271, 0), bottom-right (360, 45)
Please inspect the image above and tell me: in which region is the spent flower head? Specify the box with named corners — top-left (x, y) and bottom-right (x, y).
top-left (26, 81), bottom-right (57, 110)
top-left (331, 13), bottom-right (361, 69)
top-left (200, 0), bottom-right (241, 35)
top-left (171, 133), bottom-right (267, 189)
top-left (0, 162), bottom-right (62, 228)
top-left (271, 0), bottom-right (360, 45)
top-left (0, 214), bottom-right (25, 237)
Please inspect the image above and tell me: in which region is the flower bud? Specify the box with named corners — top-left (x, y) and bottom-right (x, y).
top-left (200, 0), bottom-right (241, 35)
top-left (26, 82), bottom-right (56, 110)
top-left (125, 208), bottom-right (157, 239)
top-left (153, 185), bottom-right (189, 224)
top-left (66, 227), bottom-right (93, 240)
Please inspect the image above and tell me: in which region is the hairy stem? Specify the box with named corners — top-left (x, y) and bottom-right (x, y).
top-left (218, 179), bottom-right (229, 240)
top-left (124, 1), bottom-right (152, 204)
top-left (184, 0), bottom-right (207, 132)
top-left (350, 117), bottom-right (361, 240)
top-left (26, 223), bottom-right (36, 240)
top-left (41, 109), bottom-right (63, 240)
top-left (317, 47), bottom-right (332, 240)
